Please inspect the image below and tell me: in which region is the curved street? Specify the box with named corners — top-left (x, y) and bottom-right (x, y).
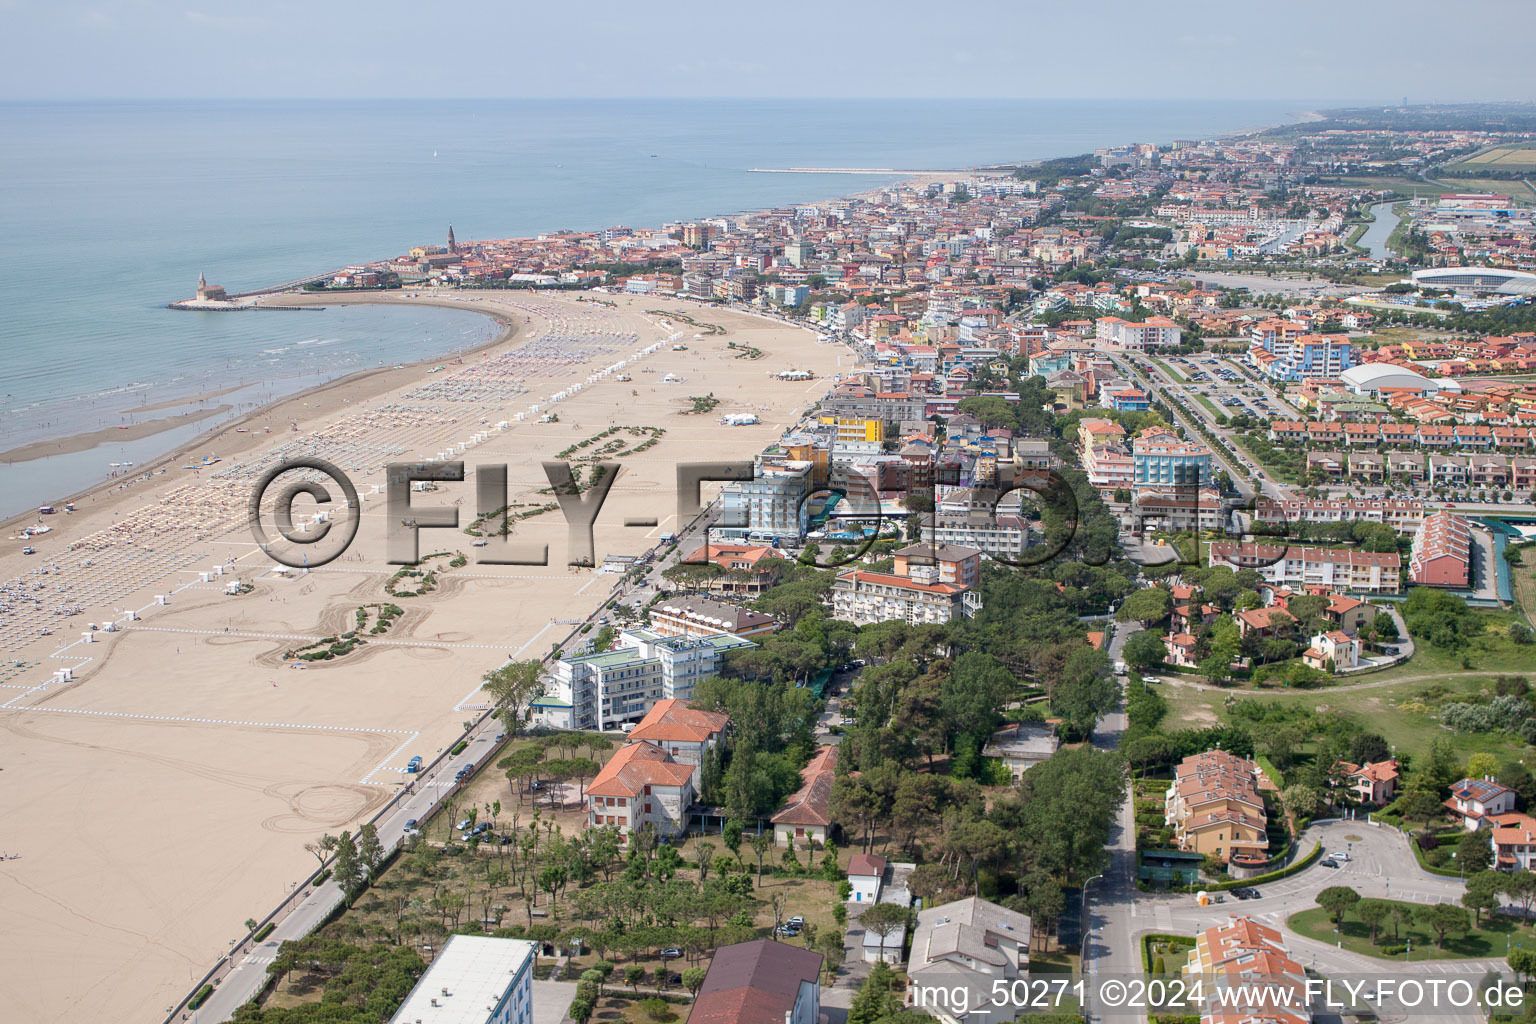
top-left (1087, 626), bottom-right (1500, 1024)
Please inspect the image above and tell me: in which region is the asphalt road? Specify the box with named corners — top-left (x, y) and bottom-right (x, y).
top-left (1116, 352), bottom-right (1292, 502)
top-left (1083, 621), bottom-right (1140, 1023)
top-left (1082, 623), bottom-right (1497, 1022)
top-left (1112, 354), bottom-right (1286, 503)
top-left (189, 721), bottom-right (511, 1022)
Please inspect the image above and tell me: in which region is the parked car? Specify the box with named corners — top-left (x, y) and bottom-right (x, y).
top-left (404, 818), bottom-right (418, 831)
top-left (456, 818), bottom-right (474, 831)
top-left (1320, 858), bottom-right (1339, 869)
top-left (1231, 887), bottom-right (1261, 900)
top-left (659, 947), bottom-right (684, 959)
top-left (787, 916), bottom-right (805, 928)
top-left (1328, 851), bottom-right (1350, 862)
top-left (776, 924), bottom-right (800, 937)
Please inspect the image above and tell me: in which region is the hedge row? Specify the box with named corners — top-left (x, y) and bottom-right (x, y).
top-left (254, 922), bottom-right (275, 941)
top-left (312, 868), bottom-right (331, 885)
top-left (189, 984), bottom-right (215, 1009)
top-left (1177, 841), bottom-right (1322, 892)
top-left (449, 740), bottom-right (468, 756)
top-left (1411, 841), bottom-right (1469, 878)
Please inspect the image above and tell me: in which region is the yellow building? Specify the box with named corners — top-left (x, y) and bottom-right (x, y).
top-left (781, 441), bottom-right (831, 487)
top-left (1164, 749), bottom-right (1269, 863)
top-left (819, 416), bottom-right (885, 446)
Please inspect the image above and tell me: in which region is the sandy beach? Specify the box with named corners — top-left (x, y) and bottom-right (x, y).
top-left (0, 290), bottom-right (845, 1023)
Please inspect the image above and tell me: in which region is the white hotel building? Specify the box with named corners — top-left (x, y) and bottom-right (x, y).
top-left (388, 935), bottom-right (536, 1024)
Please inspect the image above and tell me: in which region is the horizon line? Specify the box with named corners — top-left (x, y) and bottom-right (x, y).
top-left (0, 95), bottom-right (1381, 105)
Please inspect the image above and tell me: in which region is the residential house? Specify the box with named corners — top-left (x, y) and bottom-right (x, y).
top-left (1490, 813), bottom-right (1536, 871)
top-left (1164, 633), bottom-right (1199, 668)
top-left (908, 897), bottom-right (1032, 1024)
top-left (1333, 759), bottom-right (1400, 807)
top-left (687, 939), bottom-right (822, 1024)
top-left (982, 721), bottom-right (1061, 782)
top-left (848, 853), bottom-right (887, 904)
top-left (585, 741), bottom-right (697, 842)
top-left (1164, 749), bottom-right (1269, 864)
top-left (1183, 916), bottom-right (1309, 1024)
top-left (771, 745), bottom-right (838, 848)
top-left (625, 699), bottom-right (729, 784)
top-left (1302, 630), bottom-right (1358, 672)
top-left (1446, 778), bottom-right (1518, 830)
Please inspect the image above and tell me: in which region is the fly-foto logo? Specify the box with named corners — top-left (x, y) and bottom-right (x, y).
top-left (249, 456), bottom-right (1296, 571)
top-left (249, 458), bottom-right (759, 569)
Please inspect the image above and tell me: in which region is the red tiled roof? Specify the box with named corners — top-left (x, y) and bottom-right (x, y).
top-left (628, 699), bottom-right (729, 744)
top-left (586, 741), bottom-right (695, 798)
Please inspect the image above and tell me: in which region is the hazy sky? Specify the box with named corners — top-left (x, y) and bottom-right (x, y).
top-left (1, 0), bottom-right (1532, 102)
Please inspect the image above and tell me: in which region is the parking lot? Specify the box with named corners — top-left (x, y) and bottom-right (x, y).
top-left (1170, 354), bottom-right (1293, 420)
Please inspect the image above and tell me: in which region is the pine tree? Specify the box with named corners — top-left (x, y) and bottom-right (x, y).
top-left (333, 830), bottom-right (362, 900)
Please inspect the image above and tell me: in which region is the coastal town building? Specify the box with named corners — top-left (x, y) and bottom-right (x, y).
top-left (1096, 315), bottom-right (1182, 349)
top-left (829, 564), bottom-right (983, 629)
top-left (1409, 511), bottom-right (1473, 588)
top-left (585, 741), bottom-right (697, 841)
top-left (982, 721), bottom-right (1061, 782)
top-left (1207, 542), bottom-right (1401, 595)
top-left (1182, 916), bottom-right (1309, 1024)
top-left (648, 595), bottom-right (779, 640)
top-left (1132, 428), bottom-right (1214, 488)
top-left (908, 897), bottom-right (1032, 1024)
top-left (625, 699), bottom-right (728, 784)
top-left (387, 935), bottom-right (536, 1024)
top-left (688, 940), bottom-right (822, 1024)
top-left (1164, 750), bottom-right (1269, 864)
top-left (536, 629), bottom-right (754, 731)
top-left (770, 745), bottom-right (838, 848)
top-left (717, 457), bottom-right (814, 545)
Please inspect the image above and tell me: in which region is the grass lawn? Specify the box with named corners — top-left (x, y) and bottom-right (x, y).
top-left (1152, 358), bottom-right (1186, 382)
top-left (1316, 176), bottom-right (1479, 197)
top-left (1455, 143), bottom-right (1536, 167)
top-left (1384, 204), bottom-right (1414, 257)
top-left (1367, 326), bottom-right (1453, 345)
top-left (1287, 902), bottom-right (1536, 961)
top-left (590, 991), bottom-right (693, 1023)
top-left (1158, 671), bottom-right (1531, 765)
top-left (1513, 557), bottom-right (1536, 628)
top-left (1031, 948), bottom-right (1083, 976)
top-left (1437, 177), bottom-right (1536, 203)
top-left (1362, 607), bottom-right (1533, 683)
top-left (1192, 392), bottom-right (1225, 421)
top-left (1143, 934), bottom-right (1196, 975)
